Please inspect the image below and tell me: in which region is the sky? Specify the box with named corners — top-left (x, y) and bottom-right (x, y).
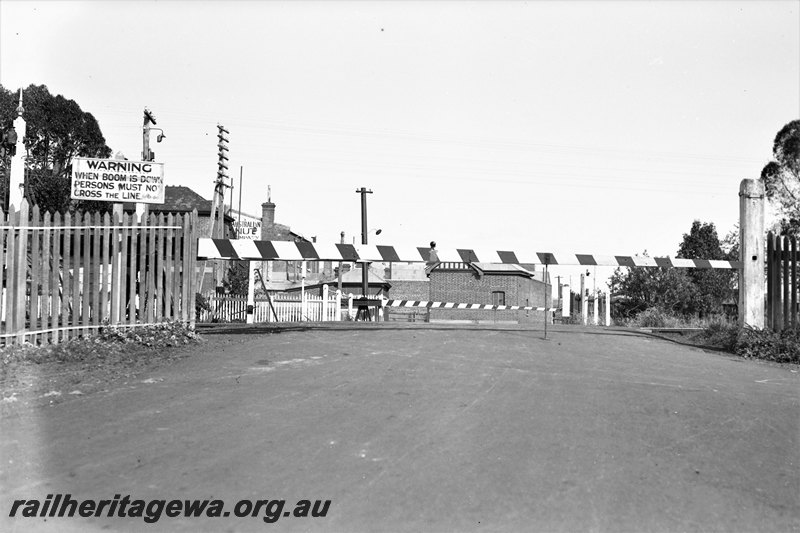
top-left (1, 0), bottom-right (798, 289)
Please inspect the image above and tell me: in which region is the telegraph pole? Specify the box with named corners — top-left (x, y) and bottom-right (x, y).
top-left (213, 124), bottom-right (230, 290)
top-left (196, 124), bottom-right (230, 294)
top-left (337, 231), bottom-right (345, 293)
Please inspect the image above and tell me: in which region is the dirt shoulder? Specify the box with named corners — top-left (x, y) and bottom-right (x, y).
top-left (0, 325), bottom-right (202, 415)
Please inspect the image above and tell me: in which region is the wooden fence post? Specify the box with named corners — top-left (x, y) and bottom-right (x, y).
top-left (41, 211), bottom-right (51, 342)
top-left (100, 213), bottom-right (110, 324)
top-left (739, 179), bottom-right (765, 329)
top-left (51, 212), bottom-right (62, 342)
top-left (129, 213), bottom-right (140, 326)
top-left (793, 236), bottom-right (797, 328)
top-left (783, 235), bottom-right (790, 330)
top-left (146, 214), bottom-right (157, 323)
top-left (14, 200), bottom-right (29, 344)
top-left (0, 208), bottom-right (7, 343)
top-left (91, 212), bottom-right (101, 328)
top-left (110, 211), bottom-right (122, 326)
top-left (81, 212), bottom-right (91, 334)
top-left (29, 205), bottom-right (40, 343)
top-left (154, 213), bottom-right (165, 322)
top-left (188, 210), bottom-right (198, 329)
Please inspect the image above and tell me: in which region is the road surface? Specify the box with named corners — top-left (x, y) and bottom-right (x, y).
top-left (2, 325), bottom-right (798, 532)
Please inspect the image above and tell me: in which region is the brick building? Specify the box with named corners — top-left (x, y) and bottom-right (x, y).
top-left (427, 262), bottom-right (550, 323)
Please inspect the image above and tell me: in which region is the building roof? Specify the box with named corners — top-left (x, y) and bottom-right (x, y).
top-left (275, 268), bottom-right (391, 293)
top-left (472, 263), bottom-right (534, 276)
top-left (124, 185), bottom-right (233, 220)
top-left (162, 185), bottom-right (211, 212)
top-left (340, 268), bottom-right (390, 286)
top-left (430, 262), bottom-right (549, 284)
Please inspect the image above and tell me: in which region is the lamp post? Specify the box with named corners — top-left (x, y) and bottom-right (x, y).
top-left (356, 187), bottom-right (373, 298)
top-left (140, 108), bottom-right (165, 219)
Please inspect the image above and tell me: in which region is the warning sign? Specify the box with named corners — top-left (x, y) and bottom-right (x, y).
top-left (71, 157), bottom-right (165, 204)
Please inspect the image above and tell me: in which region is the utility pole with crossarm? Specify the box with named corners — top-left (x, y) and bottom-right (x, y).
top-left (196, 124), bottom-right (231, 294)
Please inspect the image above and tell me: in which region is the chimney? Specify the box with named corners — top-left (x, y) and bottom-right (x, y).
top-left (261, 200), bottom-right (275, 239)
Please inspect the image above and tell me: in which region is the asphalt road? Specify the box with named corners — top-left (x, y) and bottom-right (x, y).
top-left (2, 325), bottom-right (799, 532)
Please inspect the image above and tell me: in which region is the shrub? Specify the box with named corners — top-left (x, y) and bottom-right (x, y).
top-left (634, 308), bottom-right (674, 328)
top-left (701, 321), bottom-right (739, 352)
top-left (735, 327), bottom-right (800, 364)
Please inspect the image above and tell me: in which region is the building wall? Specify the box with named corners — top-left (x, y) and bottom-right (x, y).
top-left (389, 279), bottom-right (430, 300)
top-left (385, 279), bottom-right (431, 320)
top-left (194, 215), bottom-right (235, 239)
top-left (428, 269), bottom-right (550, 323)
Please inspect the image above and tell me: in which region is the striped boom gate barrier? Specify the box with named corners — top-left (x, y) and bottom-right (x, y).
top-left (197, 238), bottom-right (743, 269)
top-left (383, 300), bottom-right (557, 312)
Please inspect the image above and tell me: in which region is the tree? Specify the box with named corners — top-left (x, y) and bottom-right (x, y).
top-left (610, 256), bottom-right (699, 318)
top-left (0, 84), bottom-right (112, 212)
top-left (223, 261), bottom-right (250, 296)
top-left (611, 221), bottom-right (737, 320)
top-left (761, 120), bottom-right (799, 236)
top-left (676, 220), bottom-right (736, 316)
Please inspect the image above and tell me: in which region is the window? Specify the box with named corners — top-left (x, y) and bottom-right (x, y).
top-left (492, 291), bottom-right (506, 306)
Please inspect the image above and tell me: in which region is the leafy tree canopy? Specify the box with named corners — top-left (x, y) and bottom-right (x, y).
top-left (676, 220), bottom-right (736, 315)
top-left (610, 262), bottom-right (699, 318)
top-left (761, 119), bottom-right (799, 236)
top-left (612, 220), bottom-right (736, 319)
top-left (0, 84), bottom-right (113, 212)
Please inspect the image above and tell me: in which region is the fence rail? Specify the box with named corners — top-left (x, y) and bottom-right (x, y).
top-left (0, 201), bottom-right (197, 345)
top-left (766, 232), bottom-right (798, 331)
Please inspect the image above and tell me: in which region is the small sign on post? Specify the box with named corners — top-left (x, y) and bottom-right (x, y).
top-left (71, 157), bottom-right (165, 204)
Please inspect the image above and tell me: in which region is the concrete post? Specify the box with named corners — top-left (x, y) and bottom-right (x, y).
top-left (322, 284), bottom-right (329, 322)
top-left (739, 179), bottom-right (765, 329)
top-left (580, 274), bottom-right (588, 325)
top-left (605, 290), bottom-right (611, 326)
top-left (300, 272), bottom-right (307, 322)
top-left (593, 291), bottom-right (599, 326)
top-left (561, 284), bottom-right (571, 318)
top-left (8, 92), bottom-right (26, 209)
top-left (246, 261), bottom-right (256, 324)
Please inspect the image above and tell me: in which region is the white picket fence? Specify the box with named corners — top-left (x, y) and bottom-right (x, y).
top-left (198, 285), bottom-right (345, 323)
top-left (257, 288), bottom-right (343, 323)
